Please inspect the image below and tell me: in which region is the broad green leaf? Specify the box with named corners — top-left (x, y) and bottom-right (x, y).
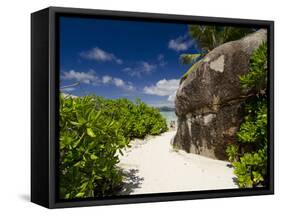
top-left (73, 133), bottom-right (85, 148)
top-left (80, 182), bottom-right (88, 190)
top-left (94, 111), bottom-right (102, 121)
top-left (86, 128), bottom-right (96, 138)
top-left (90, 153), bottom-right (98, 160)
top-left (70, 121), bottom-right (82, 126)
top-left (75, 192), bottom-right (85, 198)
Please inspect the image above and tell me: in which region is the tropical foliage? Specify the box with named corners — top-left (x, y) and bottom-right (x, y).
top-left (180, 25), bottom-right (254, 78)
top-left (59, 95), bottom-right (168, 199)
top-left (226, 42), bottom-right (268, 188)
top-left (188, 25), bottom-right (254, 53)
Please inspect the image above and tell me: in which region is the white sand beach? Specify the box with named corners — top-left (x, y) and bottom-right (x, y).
top-left (118, 131), bottom-right (238, 195)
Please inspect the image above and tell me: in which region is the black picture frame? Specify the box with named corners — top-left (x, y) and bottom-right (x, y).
top-left (31, 6), bottom-right (274, 209)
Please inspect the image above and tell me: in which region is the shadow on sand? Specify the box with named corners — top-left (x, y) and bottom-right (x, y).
top-left (232, 177), bottom-right (239, 185)
top-left (18, 194), bottom-right (30, 202)
top-left (117, 168), bottom-right (144, 195)
top-left (226, 164), bottom-right (239, 186)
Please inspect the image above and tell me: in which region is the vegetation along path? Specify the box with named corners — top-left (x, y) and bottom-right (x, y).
top-left (117, 131), bottom-right (238, 195)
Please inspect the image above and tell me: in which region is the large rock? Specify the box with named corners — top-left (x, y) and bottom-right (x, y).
top-left (173, 29), bottom-right (267, 160)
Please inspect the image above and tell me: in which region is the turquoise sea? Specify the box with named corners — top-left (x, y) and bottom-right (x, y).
top-left (160, 111), bottom-right (177, 124)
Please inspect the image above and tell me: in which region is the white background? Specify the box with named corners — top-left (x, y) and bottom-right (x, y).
top-left (0, 0), bottom-right (279, 215)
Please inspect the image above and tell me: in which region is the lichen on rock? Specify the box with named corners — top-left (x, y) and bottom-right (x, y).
top-left (210, 55), bottom-right (225, 73)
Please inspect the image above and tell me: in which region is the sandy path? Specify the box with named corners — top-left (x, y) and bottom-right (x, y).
top-left (117, 131), bottom-right (238, 195)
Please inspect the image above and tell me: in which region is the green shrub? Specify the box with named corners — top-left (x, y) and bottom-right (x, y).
top-left (59, 96), bottom-right (129, 199)
top-left (240, 42), bottom-right (267, 92)
top-left (227, 42), bottom-right (268, 188)
top-left (232, 99), bottom-right (268, 188)
top-left (59, 95), bottom-right (168, 199)
top-left (233, 146), bottom-right (267, 188)
top-left (226, 144), bottom-right (239, 163)
top-left (95, 97), bottom-right (168, 138)
top-left (236, 100), bottom-right (267, 146)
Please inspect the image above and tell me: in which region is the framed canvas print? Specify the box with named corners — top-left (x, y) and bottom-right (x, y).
top-left (31, 6), bottom-right (274, 208)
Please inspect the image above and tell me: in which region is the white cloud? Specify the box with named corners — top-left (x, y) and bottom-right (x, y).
top-left (122, 67), bottom-right (132, 72)
top-left (144, 79), bottom-right (179, 105)
top-left (102, 75), bottom-right (112, 84)
top-left (80, 47), bottom-right (123, 64)
top-left (61, 69), bottom-right (134, 91)
top-left (157, 54), bottom-right (167, 67)
top-left (143, 79), bottom-right (179, 96)
top-left (101, 75), bottom-right (135, 91)
top-left (168, 36), bottom-right (194, 52)
top-left (61, 93), bottom-right (78, 98)
top-left (61, 69), bottom-right (98, 84)
top-left (113, 78), bottom-right (125, 87)
top-left (167, 91), bottom-right (177, 102)
top-left (142, 62), bottom-right (156, 72)
top-left (157, 54), bottom-right (164, 61)
top-left (123, 61), bottom-right (156, 77)
top-left (62, 87), bottom-right (76, 92)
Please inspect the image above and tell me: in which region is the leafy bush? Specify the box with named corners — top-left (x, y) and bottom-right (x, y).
top-left (236, 100), bottom-right (267, 146)
top-left (226, 144), bottom-right (239, 163)
top-left (180, 53), bottom-right (201, 65)
top-left (226, 42), bottom-right (268, 188)
top-left (94, 97), bottom-right (168, 138)
top-left (240, 42), bottom-right (267, 92)
top-left (233, 146), bottom-right (267, 188)
top-left (59, 95), bottom-right (168, 199)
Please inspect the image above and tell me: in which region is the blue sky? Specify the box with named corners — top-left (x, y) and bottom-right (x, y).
top-left (60, 16), bottom-right (199, 107)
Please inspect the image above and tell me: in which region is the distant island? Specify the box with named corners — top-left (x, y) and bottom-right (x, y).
top-left (156, 106), bottom-right (176, 112)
